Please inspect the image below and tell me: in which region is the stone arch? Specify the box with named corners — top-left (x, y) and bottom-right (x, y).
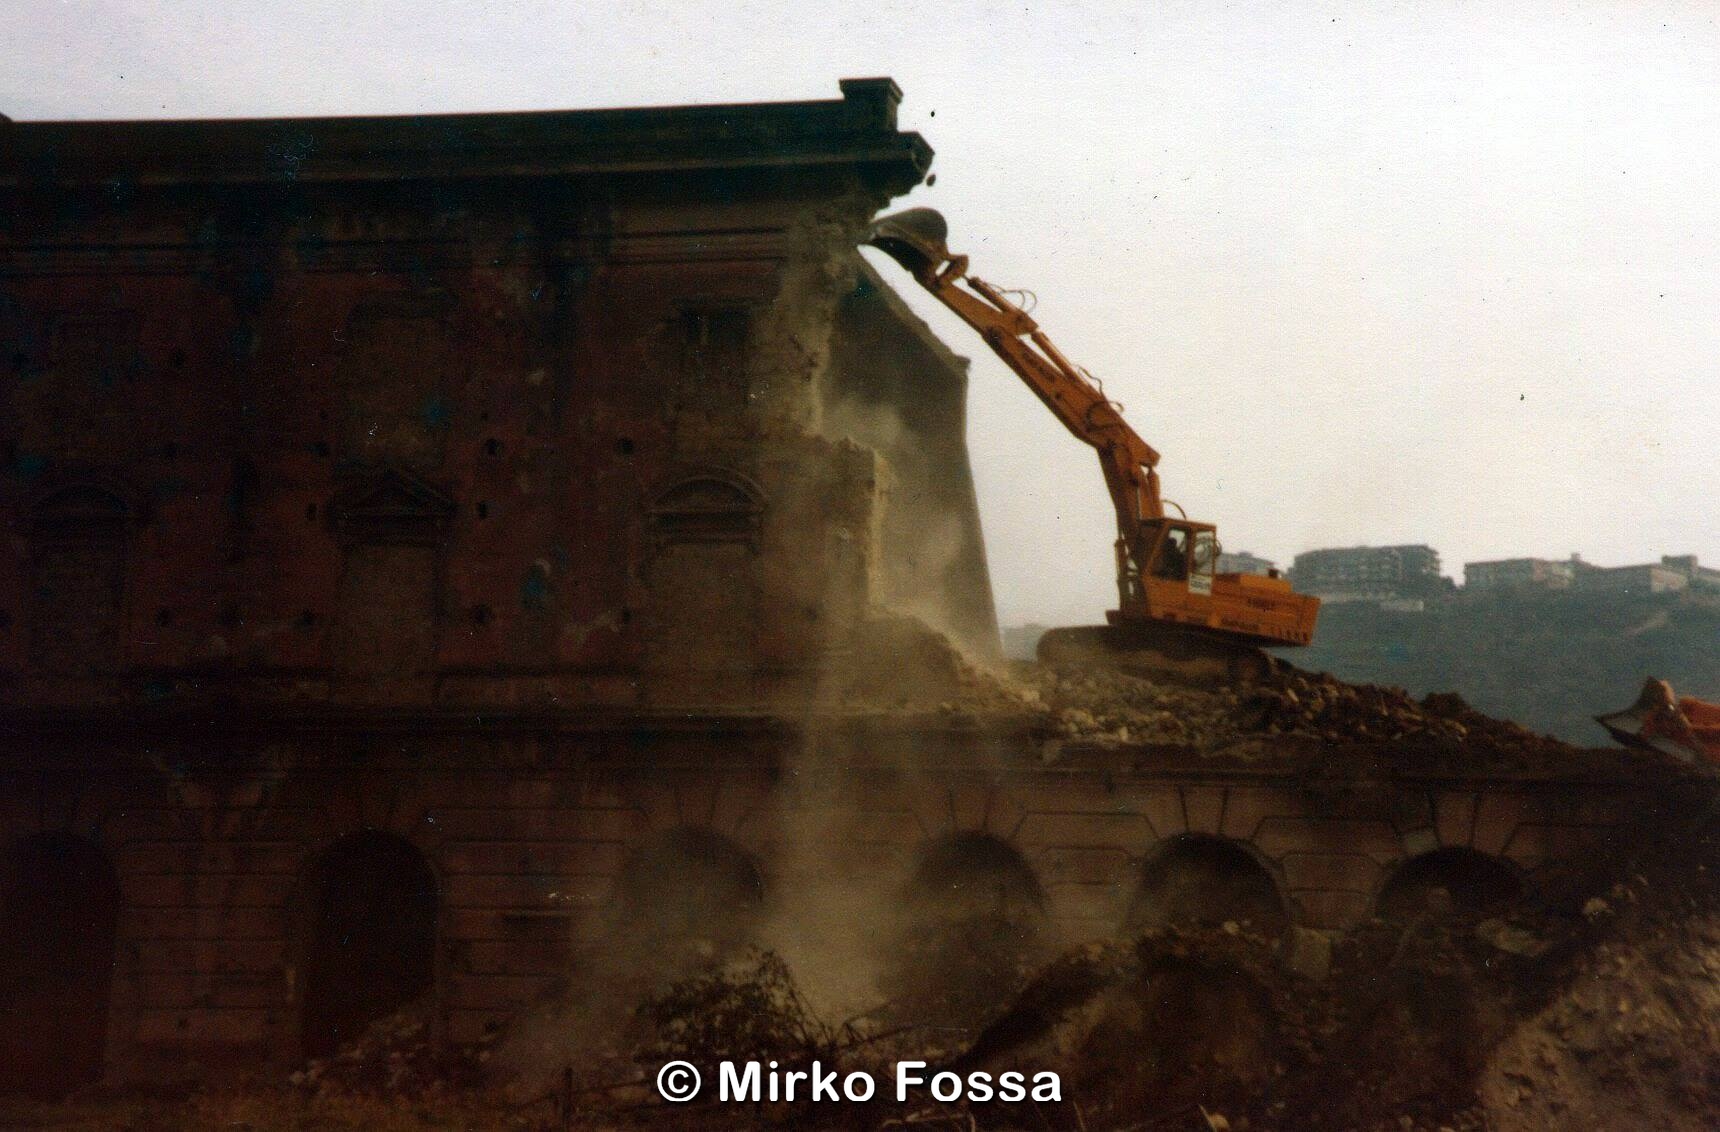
top-left (296, 831), bottom-right (439, 1058)
top-left (27, 477), bottom-right (138, 537)
top-left (884, 832), bottom-right (1049, 1032)
top-left (605, 827), bottom-right (766, 983)
top-left (0, 833), bottom-right (121, 1096)
top-left (1376, 847), bottom-right (1522, 924)
top-left (1125, 834), bottom-right (1290, 938)
top-left (907, 831), bottom-right (1046, 919)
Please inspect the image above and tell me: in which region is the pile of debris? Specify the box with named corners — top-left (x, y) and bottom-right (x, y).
top-left (1024, 659), bottom-right (1628, 769)
top-left (1242, 673), bottom-right (1572, 759)
top-left (1029, 663), bottom-right (1249, 746)
top-left (289, 997), bottom-right (494, 1099)
top-left (1470, 821), bottom-right (1720, 1131)
top-left (263, 802), bottom-right (1720, 1132)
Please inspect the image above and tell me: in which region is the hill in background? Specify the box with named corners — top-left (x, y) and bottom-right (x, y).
top-left (1277, 588), bottom-right (1720, 745)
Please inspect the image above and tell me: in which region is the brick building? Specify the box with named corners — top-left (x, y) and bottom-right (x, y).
top-left (0, 83), bottom-right (1655, 1094)
top-left (0, 78), bottom-right (995, 1086)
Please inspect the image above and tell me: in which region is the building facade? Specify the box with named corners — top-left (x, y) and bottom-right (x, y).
top-left (0, 83), bottom-right (1655, 1095)
top-left (1464, 557), bottom-right (1576, 592)
top-left (1288, 544), bottom-right (1446, 604)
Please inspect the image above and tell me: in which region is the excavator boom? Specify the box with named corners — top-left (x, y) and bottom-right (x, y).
top-left (866, 207), bottom-right (1320, 680)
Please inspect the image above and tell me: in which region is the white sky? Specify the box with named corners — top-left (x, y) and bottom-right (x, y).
top-left (7, 1), bottom-right (1718, 627)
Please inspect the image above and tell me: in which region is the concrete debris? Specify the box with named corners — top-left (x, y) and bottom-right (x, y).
top-left (288, 996), bottom-right (493, 1099)
top-left (1028, 663), bottom-right (1247, 747)
top-left (1475, 918), bottom-right (1551, 958)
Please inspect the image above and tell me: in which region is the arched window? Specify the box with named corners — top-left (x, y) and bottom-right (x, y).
top-left (1376, 848), bottom-right (1521, 924)
top-left (884, 833), bottom-right (1048, 1033)
top-left (606, 827), bottom-right (766, 985)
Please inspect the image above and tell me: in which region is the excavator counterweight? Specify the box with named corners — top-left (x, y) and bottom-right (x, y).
top-left (865, 207), bottom-right (1320, 682)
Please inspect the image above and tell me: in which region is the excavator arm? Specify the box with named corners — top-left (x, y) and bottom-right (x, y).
top-left (865, 206), bottom-right (1320, 679)
top-left (867, 209), bottom-right (1163, 539)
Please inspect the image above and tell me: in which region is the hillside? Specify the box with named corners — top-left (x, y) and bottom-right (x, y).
top-left (1280, 588), bottom-right (1720, 745)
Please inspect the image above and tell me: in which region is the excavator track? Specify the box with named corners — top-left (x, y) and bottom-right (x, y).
top-left (1036, 622), bottom-right (1280, 686)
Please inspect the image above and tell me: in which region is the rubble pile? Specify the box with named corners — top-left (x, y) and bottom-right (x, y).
top-left (289, 997), bottom-right (493, 1099)
top-left (1244, 675), bottom-right (1572, 759)
top-left (1472, 826), bottom-right (1720, 1131)
top-left (634, 949), bottom-right (845, 1075)
top-left (1029, 663), bottom-right (1248, 746)
top-left (1026, 660), bottom-right (1600, 766)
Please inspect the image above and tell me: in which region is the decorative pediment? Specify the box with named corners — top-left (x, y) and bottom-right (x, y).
top-left (328, 467), bottom-right (455, 546)
top-left (26, 475), bottom-right (140, 540)
top-left (649, 471), bottom-right (765, 549)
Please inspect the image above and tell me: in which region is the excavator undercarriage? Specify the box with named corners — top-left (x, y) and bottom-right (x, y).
top-left (1036, 622), bottom-right (1280, 686)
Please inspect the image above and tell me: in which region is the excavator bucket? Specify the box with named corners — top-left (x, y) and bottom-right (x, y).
top-left (1597, 677), bottom-right (1720, 763)
top-left (866, 207), bottom-right (954, 275)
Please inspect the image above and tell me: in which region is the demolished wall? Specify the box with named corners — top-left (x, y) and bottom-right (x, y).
top-left (823, 258), bottom-right (1000, 658)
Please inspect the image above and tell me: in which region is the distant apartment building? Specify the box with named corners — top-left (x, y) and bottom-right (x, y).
top-left (1464, 557), bottom-right (1576, 591)
top-left (1217, 550), bottom-right (1277, 577)
top-left (1574, 562), bottom-right (1688, 594)
top-left (1464, 553), bottom-right (1720, 596)
top-left (1288, 545), bottom-right (1445, 604)
top-left (1657, 555), bottom-right (1720, 590)
top-left (1572, 555), bottom-right (1719, 596)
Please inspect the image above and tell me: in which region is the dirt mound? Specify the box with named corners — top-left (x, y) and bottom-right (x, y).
top-left (1472, 819), bottom-right (1720, 1131)
top-left (952, 925), bottom-right (1319, 1127)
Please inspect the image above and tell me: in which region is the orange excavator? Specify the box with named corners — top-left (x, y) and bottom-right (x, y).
top-left (866, 208), bottom-right (1320, 682)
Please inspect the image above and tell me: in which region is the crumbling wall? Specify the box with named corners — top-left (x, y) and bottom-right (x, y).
top-left (823, 258), bottom-right (1000, 658)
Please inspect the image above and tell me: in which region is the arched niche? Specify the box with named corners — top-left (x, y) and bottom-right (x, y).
top-left (296, 832), bottom-right (439, 1057)
top-left (0, 833), bottom-right (121, 1096)
top-left (1125, 834), bottom-right (1291, 939)
top-left (1376, 847), bottom-right (1522, 924)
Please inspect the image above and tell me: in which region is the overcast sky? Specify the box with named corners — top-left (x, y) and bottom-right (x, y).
top-left (7, 1), bottom-right (1717, 627)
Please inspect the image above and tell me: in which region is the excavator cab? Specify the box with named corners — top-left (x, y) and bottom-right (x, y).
top-left (1122, 520), bottom-right (1219, 602)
